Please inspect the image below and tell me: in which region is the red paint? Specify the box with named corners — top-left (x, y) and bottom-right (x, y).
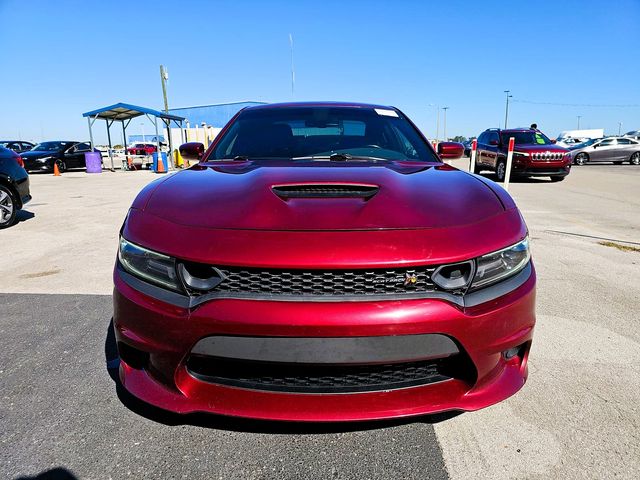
top-left (471, 139), bottom-right (477, 152)
top-left (113, 102), bottom-right (536, 421)
top-left (508, 137), bottom-right (515, 152)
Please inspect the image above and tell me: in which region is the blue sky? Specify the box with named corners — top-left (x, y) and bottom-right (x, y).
top-left (1, 0), bottom-right (639, 143)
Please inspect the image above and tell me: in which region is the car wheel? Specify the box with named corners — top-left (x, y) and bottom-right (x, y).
top-left (574, 153), bottom-right (588, 165)
top-left (55, 159), bottom-right (67, 173)
top-left (496, 160), bottom-right (506, 182)
top-left (0, 185), bottom-right (17, 229)
top-left (473, 162), bottom-right (482, 174)
top-left (630, 152), bottom-right (640, 165)
top-left (550, 176), bottom-right (565, 182)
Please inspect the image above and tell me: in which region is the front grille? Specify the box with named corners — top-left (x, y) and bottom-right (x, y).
top-left (531, 151), bottom-right (565, 161)
top-left (186, 356), bottom-right (453, 393)
top-left (211, 266), bottom-right (439, 297)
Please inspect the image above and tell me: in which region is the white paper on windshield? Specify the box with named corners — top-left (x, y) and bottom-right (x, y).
top-left (374, 109), bottom-right (399, 117)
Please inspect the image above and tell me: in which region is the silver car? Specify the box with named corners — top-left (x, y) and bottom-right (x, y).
top-left (571, 137), bottom-right (640, 165)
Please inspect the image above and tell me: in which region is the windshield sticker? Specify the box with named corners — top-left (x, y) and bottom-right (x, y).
top-left (374, 108), bottom-right (399, 117)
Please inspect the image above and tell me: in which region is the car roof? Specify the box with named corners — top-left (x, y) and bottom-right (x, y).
top-left (244, 101), bottom-right (396, 111)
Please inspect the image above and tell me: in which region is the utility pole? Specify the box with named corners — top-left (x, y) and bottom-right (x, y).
top-left (504, 90), bottom-right (512, 129)
top-left (435, 106), bottom-right (440, 142)
top-left (442, 107), bottom-right (449, 141)
top-left (577, 115), bottom-right (582, 129)
top-left (160, 65), bottom-right (169, 113)
top-left (618, 122), bottom-right (622, 135)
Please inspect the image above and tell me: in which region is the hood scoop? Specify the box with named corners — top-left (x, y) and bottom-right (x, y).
top-left (272, 183), bottom-right (379, 200)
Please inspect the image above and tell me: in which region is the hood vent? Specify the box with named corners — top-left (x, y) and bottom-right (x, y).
top-left (272, 184), bottom-right (379, 200)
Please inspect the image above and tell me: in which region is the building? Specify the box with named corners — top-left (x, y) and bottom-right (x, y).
top-left (167, 101), bottom-right (267, 148)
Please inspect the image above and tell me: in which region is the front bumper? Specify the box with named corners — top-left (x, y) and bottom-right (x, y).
top-left (113, 262), bottom-right (536, 422)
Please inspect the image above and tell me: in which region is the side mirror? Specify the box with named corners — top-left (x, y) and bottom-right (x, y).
top-left (489, 139), bottom-right (499, 146)
top-left (437, 141), bottom-right (464, 159)
top-left (179, 142), bottom-right (205, 161)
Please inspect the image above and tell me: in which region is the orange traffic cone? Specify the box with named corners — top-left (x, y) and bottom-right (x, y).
top-left (127, 156), bottom-right (134, 170)
top-left (156, 154), bottom-right (166, 174)
top-left (53, 162), bottom-right (61, 176)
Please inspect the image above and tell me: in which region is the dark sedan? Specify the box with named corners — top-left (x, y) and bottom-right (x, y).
top-left (0, 146), bottom-right (31, 228)
top-left (21, 141), bottom-right (99, 173)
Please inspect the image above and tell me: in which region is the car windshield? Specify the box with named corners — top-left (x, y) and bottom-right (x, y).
top-left (210, 106), bottom-right (439, 162)
top-left (501, 131), bottom-right (553, 146)
top-left (571, 138), bottom-right (600, 149)
top-left (32, 141), bottom-right (72, 151)
top-left (0, 142), bottom-right (9, 148)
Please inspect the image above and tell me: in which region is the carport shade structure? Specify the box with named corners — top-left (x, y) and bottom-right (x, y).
top-left (82, 103), bottom-right (186, 171)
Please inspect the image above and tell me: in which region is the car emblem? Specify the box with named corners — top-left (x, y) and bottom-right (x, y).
top-left (404, 272), bottom-right (418, 286)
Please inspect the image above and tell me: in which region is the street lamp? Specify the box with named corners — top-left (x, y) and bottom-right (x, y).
top-left (428, 104), bottom-right (440, 142)
top-left (442, 107), bottom-right (449, 141)
top-left (504, 90), bottom-right (513, 129)
top-left (618, 122), bottom-right (622, 135)
top-left (577, 115), bottom-right (582, 129)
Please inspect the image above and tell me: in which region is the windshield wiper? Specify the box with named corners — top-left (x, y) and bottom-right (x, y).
top-left (292, 153), bottom-right (389, 162)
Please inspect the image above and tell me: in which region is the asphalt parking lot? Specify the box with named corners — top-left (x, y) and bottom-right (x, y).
top-left (1, 163), bottom-right (639, 479)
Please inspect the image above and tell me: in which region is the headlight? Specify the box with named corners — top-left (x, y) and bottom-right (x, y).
top-left (37, 156), bottom-right (53, 162)
top-left (471, 237), bottom-right (530, 289)
top-left (118, 237), bottom-right (181, 291)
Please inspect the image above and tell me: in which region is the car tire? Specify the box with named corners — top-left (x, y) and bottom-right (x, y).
top-left (0, 184), bottom-right (17, 229)
top-left (550, 176), bottom-right (565, 182)
top-left (630, 152), bottom-right (640, 165)
top-left (574, 153), bottom-right (588, 166)
top-left (473, 162), bottom-right (482, 174)
top-left (496, 160), bottom-right (507, 182)
top-left (55, 159), bottom-right (67, 173)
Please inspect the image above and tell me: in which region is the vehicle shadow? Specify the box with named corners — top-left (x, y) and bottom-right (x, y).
top-left (16, 210), bottom-right (35, 224)
top-left (14, 467), bottom-right (78, 480)
top-left (104, 319), bottom-right (462, 433)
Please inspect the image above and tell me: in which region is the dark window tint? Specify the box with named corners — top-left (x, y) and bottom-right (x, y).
top-left (75, 143), bottom-right (91, 151)
top-left (616, 138), bottom-right (631, 145)
top-left (211, 107), bottom-right (439, 162)
top-left (500, 131), bottom-right (553, 146)
top-left (488, 132), bottom-right (500, 145)
top-left (477, 132), bottom-right (488, 144)
top-left (598, 138), bottom-right (616, 146)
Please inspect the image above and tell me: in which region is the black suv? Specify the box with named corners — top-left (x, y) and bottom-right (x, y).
top-left (0, 146), bottom-right (31, 228)
top-left (474, 128), bottom-right (571, 182)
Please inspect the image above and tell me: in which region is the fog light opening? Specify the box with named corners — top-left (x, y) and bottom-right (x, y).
top-left (117, 341), bottom-right (149, 370)
top-left (503, 346), bottom-right (521, 360)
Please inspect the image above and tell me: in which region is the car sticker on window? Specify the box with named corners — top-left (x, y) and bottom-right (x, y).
top-left (374, 108), bottom-right (399, 117)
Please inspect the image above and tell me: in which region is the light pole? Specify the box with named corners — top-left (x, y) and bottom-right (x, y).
top-left (577, 115), bottom-right (582, 129)
top-left (504, 90), bottom-right (512, 129)
top-left (442, 107), bottom-right (449, 141)
top-left (618, 122), bottom-right (622, 135)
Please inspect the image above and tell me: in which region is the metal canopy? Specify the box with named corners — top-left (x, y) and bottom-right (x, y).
top-left (82, 102), bottom-right (185, 122)
top-left (82, 103), bottom-right (185, 171)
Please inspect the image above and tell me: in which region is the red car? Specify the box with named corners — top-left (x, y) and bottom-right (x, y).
top-left (126, 143), bottom-right (158, 156)
top-left (113, 102), bottom-right (535, 422)
top-left (474, 128), bottom-right (571, 182)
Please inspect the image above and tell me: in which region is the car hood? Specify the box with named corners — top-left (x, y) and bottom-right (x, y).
top-left (139, 161), bottom-right (507, 231)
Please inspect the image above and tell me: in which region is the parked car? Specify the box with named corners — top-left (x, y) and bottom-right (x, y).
top-left (474, 128), bottom-right (571, 182)
top-left (0, 140), bottom-right (35, 153)
top-left (462, 138), bottom-right (475, 157)
top-left (113, 102), bottom-right (535, 421)
top-left (21, 141), bottom-right (99, 173)
top-left (0, 146), bottom-right (31, 228)
top-left (127, 142), bottom-right (160, 156)
top-left (571, 137), bottom-right (640, 165)
top-left (623, 130), bottom-right (640, 141)
top-left (556, 137), bottom-right (588, 148)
